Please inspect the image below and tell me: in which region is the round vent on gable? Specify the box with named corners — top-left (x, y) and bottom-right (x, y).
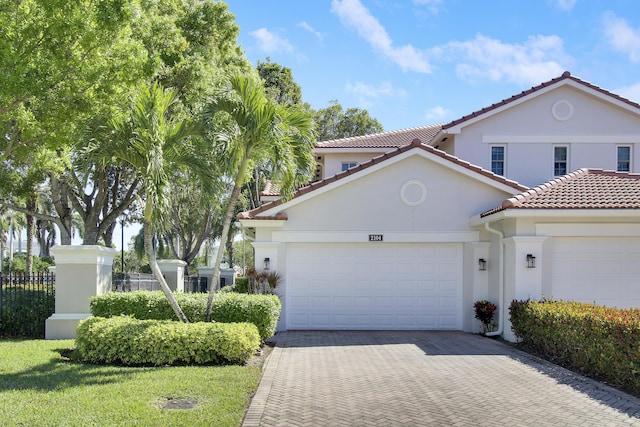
top-left (400, 180), bottom-right (427, 207)
top-left (551, 100), bottom-right (574, 121)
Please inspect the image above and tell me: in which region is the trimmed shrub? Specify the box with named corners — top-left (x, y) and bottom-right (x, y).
top-left (75, 316), bottom-right (260, 366)
top-left (1, 285), bottom-right (55, 337)
top-left (509, 299), bottom-right (640, 394)
top-left (90, 291), bottom-right (281, 340)
top-left (90, 291), bottom-right (207, 321)
top-left (210, 292), bottom-right (281, 341)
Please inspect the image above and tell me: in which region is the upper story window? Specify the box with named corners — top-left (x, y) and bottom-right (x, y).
top-left (490, 146), bottom-right (505, 176)
top-left (341, 162), bottom-right (357, 171)
top-left (617, 146), bottom-right (631, 172)
top-left (554, 146), bottom-right (568, 176)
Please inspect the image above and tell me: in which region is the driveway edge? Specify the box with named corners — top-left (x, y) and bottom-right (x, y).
top-left (242, 342), bottom-right (282, 427)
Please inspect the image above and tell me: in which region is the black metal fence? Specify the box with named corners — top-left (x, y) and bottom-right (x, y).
top-left (0, 273), bottom-right (56, 337)
top-left (112, 273), bottom-right (208, 292)
top-left (1, 272), bottom-right (209, 337)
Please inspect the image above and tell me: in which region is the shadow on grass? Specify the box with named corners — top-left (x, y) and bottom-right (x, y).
top-left (0, 347), bottom-right (153, 392)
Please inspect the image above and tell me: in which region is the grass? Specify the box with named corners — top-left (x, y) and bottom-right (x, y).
top-left (0, 339), bottom-right (262, 427)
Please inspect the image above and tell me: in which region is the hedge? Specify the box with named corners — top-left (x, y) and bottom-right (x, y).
top-left (90, 291), bottom-right (281, 340)
top-left (509, 299), bottom-right (640, 394)
top-left (75, 316), bottom-right (261, 366)
top-left (1, 285), bottom-right (55, 337)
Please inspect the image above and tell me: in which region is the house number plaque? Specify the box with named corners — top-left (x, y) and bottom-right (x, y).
top-left (369, 234), bottom-right (383, 242)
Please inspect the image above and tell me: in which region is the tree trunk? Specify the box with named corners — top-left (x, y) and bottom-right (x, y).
top-left (144, 213), bottom-right (189, 323)
top-left (205, 155), bottom-right (251, 321)
top-left (25, 195), bottom-right (36, 275)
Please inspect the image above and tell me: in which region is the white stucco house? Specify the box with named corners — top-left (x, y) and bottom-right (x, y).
top-left (238, 71), bottom-right (640, 341)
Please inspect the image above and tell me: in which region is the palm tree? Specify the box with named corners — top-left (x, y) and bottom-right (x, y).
top-left (203, 73), bottom-right (315, 320)
top-left (90, 82), bottom-right (218, 322)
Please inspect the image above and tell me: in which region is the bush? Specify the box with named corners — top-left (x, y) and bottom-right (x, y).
top-left (1, 285), bottom-right (55, 337)
top-left (209, 292), bottom-right (281, 341)
top-left (90, 291), bottom-right (207, 321)
top-left (75, 316), bottom-right (261, 366)
top-left (90, 291), bottom-right (281, 340)
top-left (509, 299), bottom-right (640, 394)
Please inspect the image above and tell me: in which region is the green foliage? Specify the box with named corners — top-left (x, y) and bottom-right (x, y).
top-left (3, 254), bottom-right (54, 273)
top-left (209, 292), bottom-right (281, 341)
top-left (221, 277), bottom-right (249, 294)
top-left (509, 299), bottom-right (640, 394)
top-left (314, 100), bottom-right (384, 141)
top-left (0, 285), bottom-right (55, 337)
top-left (473, 299), bottom-right (497, 334)
top-left (90, 291), bottom-right (207, 321)
top-left (90, 290), bottom-right (281, 340)
top-left (75, 316), bottom-right (260, 365)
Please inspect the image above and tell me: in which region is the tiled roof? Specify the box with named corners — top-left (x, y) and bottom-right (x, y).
top-left (239, 139), bottom-right (528, 219)
top-left (481, 169), bottom-right (640, 217)
top-left (315, 124), bottom-right (442, 149)
top-left (260, 181), bottom-right (280, 197)
top-left (443, 71), bottom-right (640, 130)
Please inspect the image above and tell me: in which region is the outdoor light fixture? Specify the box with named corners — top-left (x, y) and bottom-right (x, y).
top-left (264, 257), bottom-right (270, 270)
top-left (478, 258), bottom-right (487, 271)
top-left (526, 254), bottom-right (536, 269)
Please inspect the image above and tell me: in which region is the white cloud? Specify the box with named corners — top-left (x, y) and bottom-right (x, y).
top-left (603, 12), bottom-right (640, 63)
top-left (298, 21), bottom-right (324, 43)
top-left (446, 34), bottom-right (570, 85)
top-left (615, 82), bottom-right (640, 104)
top-left (554, 0), bottom-right (576, 12)
top-left (331, 0), bottom-right (431, 74)
top-left (346, 81), bottom-right (406, 107)
top-left (249, 28), bottom-right (294, 54)
top-left (424, 106), bottom-right (450, 121)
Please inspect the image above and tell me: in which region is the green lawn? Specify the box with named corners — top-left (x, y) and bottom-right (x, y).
top-left (0, 339), bottom-right (261, 427)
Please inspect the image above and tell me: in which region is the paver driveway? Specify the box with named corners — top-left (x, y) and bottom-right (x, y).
top-left (243, 331), bottom-right (640, 427)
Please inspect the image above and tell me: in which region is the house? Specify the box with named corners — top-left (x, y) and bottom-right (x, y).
top-left (238, 72), bottom-right (640, 341)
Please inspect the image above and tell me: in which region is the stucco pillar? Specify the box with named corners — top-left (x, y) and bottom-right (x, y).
top-left (157, 259), bottom-right (187, 292)
top-left (468, 242), bottom-right (490, 333)
top-left (502, 236), bottom-right (549, 341)
top-left (196, 266), bottom-right (236, 291)
top-left (252, 241), bottom-right (285, 330)
top-left (46, 245), bottom-right (117, 340)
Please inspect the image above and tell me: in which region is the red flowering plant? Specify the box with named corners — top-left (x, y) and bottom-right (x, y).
top-left (474, 300), bottom-right (497, 335)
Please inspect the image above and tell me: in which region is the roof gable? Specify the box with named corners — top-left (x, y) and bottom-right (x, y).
top-left (440, 71), bottom-right (640, 135)
top-left (239, 139), bottom-right (528, 219)
top-left (481, 168), bottom-right (640, 217)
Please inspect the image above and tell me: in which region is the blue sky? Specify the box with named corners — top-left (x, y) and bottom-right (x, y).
top-left (226, 0), bottom-right (640, 132)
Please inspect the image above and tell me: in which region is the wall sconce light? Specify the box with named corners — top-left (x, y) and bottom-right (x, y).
top-left (526, 254), bottom-right (536, 269)
top-left (478, 258), bottom-right (487, 271)
top-left (263, 257), bottom-right (270, 270)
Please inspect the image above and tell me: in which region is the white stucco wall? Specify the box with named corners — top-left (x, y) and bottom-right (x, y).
top-left (321, 150), bottom-right (389, 179)
top-left (446, 85), bottom-right (640, 187)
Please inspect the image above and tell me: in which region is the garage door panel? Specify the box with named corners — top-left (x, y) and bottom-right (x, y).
top-left (551, 237), bottom-right (640, 308)
top-left (286, 243), bottom-right (462, 330)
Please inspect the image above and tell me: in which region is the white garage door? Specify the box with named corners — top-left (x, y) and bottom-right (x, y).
top-left (551, 237), bottom-right (640, 308)
top-left (286, 243), bottom-right (462, 330)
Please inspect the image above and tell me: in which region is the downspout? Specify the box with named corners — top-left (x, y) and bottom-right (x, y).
top-left (484, 222), bottom-right (504, 337)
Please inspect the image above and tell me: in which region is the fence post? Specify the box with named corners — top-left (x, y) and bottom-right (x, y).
top-left (156, 259), bottom-right (187, 292)
top-left (45, 245), bottom-right (117, 340)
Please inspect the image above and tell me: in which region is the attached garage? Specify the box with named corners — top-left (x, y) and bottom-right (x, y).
top-left (549, 236), bottom-right (640, 308)
top-left (238, 142), bottom-right (529, 334)
top-left (285, 242), bottom-right (463, 330)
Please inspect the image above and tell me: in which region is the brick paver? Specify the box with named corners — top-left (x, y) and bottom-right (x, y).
top-left (242, 331), bottom-right (640, 427)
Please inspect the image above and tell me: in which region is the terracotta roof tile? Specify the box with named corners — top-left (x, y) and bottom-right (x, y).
top-left (315, 124), bottom-right (442, 149)
top-left (260, 181), bottom-right (280, 197)
top-left (443, 71), bottom-right (640, 130)
top-left (239, 139), bottom-right (528, 219)
top-left (481, 169), bottom-right (640, 217)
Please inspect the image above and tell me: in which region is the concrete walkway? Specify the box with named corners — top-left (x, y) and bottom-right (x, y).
top-left (242, 331), bottom-right (640, 427)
